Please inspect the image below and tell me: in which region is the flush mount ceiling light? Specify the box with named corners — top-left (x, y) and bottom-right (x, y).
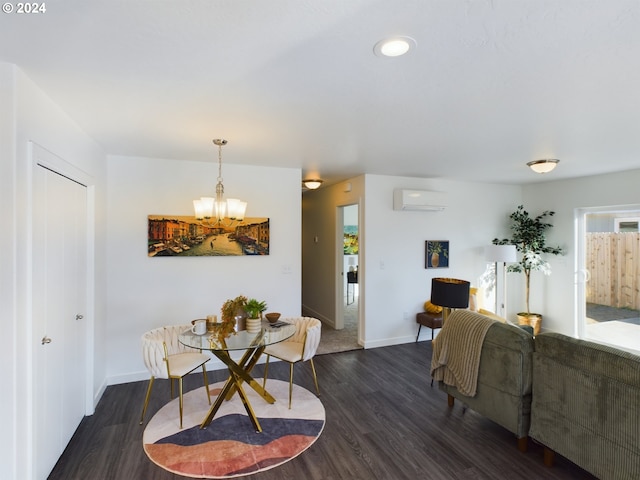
top-left (302, 179), bottom-right (323, 190)
top-left (373, 36), bottom-right (416, 57)
top-left (527, 159), bottom-right (560, 174)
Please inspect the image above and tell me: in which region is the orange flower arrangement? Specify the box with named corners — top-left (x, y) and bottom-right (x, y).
top-left (207, 295), bottom-right (247, 345)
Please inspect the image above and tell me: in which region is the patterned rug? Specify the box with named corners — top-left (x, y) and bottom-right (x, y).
top-left (143, 379), bottom-right (325, 478)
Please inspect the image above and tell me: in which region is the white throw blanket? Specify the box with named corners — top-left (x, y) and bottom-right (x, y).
top-left (430, 310), bottom-right (495, 397)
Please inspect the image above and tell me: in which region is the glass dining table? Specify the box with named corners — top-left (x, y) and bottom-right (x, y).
top-left (179, 321), bottom-right (296, 432)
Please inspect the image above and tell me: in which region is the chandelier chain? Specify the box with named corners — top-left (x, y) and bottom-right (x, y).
top-left (217, 141), bottom-right (224, 185)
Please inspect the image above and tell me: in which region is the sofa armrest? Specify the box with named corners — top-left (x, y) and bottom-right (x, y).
top-left (530, 332), bottom-right (640, 479)
top-left (439, 321), bottom-right (534, 439)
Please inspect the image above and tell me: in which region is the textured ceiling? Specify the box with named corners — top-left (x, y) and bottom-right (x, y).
top-left (1, 0), bottom-right (639, 186)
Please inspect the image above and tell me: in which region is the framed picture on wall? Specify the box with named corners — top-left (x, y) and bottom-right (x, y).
top-left (344, 225), bottom-right (358, 254)
top-left (425, 240), bottom-right (449, 268)
top-left (148, 215), bottom-right (270, 256)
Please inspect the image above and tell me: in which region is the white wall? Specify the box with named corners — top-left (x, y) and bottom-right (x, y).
top-left (362, 174), bottom-right (522, 347)
top-left (0, 62), bottom-right (18, 480)
top-left (106, 155), bottom-right (302, 382)
top-left (301, 173), bottom-right (522, 348)
top-left (4, 64), bottom-right (107, 480)
top-left (523, 169), bottom-right (640, 335)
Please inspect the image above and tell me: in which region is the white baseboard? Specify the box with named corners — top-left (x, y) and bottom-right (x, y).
top-left (362, 335), bottom-right (416, 349)
top-left (92, 379), bottom-right (108, 411)
top-left (301, 304), bottom-right (335, 328)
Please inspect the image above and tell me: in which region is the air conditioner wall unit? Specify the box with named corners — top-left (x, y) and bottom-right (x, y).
top-left (393, 189), bottom-right (447, 211)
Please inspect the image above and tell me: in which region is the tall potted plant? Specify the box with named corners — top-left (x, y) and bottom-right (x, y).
top-left (493, 205), bottom-right (563, 332)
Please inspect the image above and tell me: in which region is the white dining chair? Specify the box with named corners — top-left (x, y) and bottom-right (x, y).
top-left (139, 325), bottom-right (211, 428)
top-left (262, 317), bottom-right (321, 408)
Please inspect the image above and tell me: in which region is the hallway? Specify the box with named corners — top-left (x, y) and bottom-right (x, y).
top-left (316, 292), bottom-right (361, 355)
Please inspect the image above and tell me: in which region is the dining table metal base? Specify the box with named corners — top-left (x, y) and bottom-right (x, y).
top-left (200, 345), bottom-right (275, 432)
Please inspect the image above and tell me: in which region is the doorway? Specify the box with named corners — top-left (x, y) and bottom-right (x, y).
top-left (316, 204), bottom-right (361, 354)
top-left (576, 205), bottom-right (640, 353)
top-left (342, 204), bottom-right (359, 331)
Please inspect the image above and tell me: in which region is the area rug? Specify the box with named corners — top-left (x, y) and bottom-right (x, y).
top-left (143, 379), bottom-right (325, 478)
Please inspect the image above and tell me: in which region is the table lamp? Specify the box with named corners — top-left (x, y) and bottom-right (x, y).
top-left (485, 244), bottom-right (517, 318)
top-left (431, 277), bottom-right (470, 323)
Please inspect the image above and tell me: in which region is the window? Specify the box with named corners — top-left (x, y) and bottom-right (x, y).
top-left (614, 217), bottom-right (640, 232)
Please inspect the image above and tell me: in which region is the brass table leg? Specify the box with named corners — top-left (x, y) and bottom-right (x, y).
top-left (199, 346), bottom-right (275, 431)
top-left (223, 346), bottom-right (273, 402)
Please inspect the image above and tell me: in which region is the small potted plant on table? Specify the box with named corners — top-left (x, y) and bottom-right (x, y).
top-left (244, 298), bottom-right (267, 333)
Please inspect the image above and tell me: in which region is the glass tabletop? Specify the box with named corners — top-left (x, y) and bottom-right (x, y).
top-left (179, 321), bottom-right (296, 352)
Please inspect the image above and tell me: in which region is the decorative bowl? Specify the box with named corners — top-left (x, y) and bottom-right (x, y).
top-left (265, 312), bottom-right (281, 323)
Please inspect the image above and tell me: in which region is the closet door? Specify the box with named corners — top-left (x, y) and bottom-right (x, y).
top-left (33, 164), bottom-right (87, 479)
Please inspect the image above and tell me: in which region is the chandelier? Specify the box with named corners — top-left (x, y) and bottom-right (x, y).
top-left (193, 139), bottom-right (247, 225)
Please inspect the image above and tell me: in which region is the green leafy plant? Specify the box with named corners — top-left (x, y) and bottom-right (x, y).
top-left (244, 298), bottom-right (267, 319)
top-left (493, 205), bottom-right (563, 315)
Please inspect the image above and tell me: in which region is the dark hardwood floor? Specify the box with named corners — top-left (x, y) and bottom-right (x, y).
top-left (49, 342), bottom-right (595, 480)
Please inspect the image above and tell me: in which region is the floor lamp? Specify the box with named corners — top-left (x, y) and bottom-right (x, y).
top-left (431, 277), bottom-right (470, 324)
top-left (485, 245), bottom-right (517, 318)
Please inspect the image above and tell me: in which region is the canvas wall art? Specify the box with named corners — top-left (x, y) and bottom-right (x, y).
top-left (344, 225), bottom-right (359, 255)
top-left (148, 215), bottom-right (270, 256)
top-left (425, 240), bottom-right (449, 268)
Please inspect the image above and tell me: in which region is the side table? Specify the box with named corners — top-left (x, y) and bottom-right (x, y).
top-left (416, 312), bottom-right (443, 342)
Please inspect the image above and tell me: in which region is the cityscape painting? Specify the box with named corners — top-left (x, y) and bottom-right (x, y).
top-left (148, 215), bottom-right (270, 257)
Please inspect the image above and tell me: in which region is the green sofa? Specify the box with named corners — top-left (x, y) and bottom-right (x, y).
top-left (530, 332), bottom-right (640, 479)
top-left (437, 315), bottom-right (535, 452)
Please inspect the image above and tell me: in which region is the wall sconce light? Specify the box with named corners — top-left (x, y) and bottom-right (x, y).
top-left (302, 179), bottom-right (323, 190)
top-left (527, 159), bottom-right (559, 174)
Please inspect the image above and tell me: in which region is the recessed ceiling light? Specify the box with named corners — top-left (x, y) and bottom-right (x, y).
top-left (374, 36), bottom-right (416, 58)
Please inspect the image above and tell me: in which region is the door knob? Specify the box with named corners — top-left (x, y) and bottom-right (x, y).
top-left (41, 336), bottom-right (52, 345)
top-left (76, 314), bottom-right (84, 320)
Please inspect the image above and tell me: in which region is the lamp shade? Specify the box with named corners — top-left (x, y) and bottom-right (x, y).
top-left (431, 278), bottom-right (470, 309)
top-left (485, 244), bottom-right (517, 263)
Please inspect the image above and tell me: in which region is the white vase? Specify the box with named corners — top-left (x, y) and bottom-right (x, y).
top-left (246, 317), bottom-right (262, 333)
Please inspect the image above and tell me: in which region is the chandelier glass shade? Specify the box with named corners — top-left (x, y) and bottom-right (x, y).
top-left (193, 139), bottom-right (247, 224)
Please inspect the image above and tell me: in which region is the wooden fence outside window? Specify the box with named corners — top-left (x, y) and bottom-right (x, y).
top-left (586, 232), bottom-right (640, 310)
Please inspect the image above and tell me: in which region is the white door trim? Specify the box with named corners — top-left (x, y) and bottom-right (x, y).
top-left (575, 203), bottom-right (640, 339)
